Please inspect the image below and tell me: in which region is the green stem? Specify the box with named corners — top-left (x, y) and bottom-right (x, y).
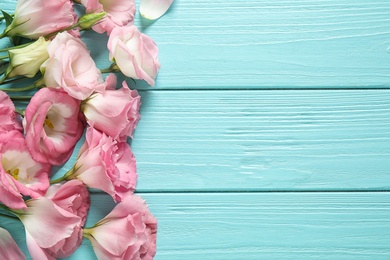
top-left (0, 28), bottom-right (9, 39)
top-left (50, 167), bottom-right (75, 184)
top-left (9, 95), bottom-right (33, 101)
top-left (82, 228), bottom-right (94, 240)
top-left (44, 12), bottom-right (105, 39)
top-left (0, 76), bottom-right (33, 86)
top-left (0, 54), bottom-right (8, 60)
top-left (100, 63), bottom-right (119, 74)
top-left (0, 42), bottom-right (32, 53)
top-left (100, 68), bottom-right (113, 74)
top-left (50, 175), bottom-right (69, 184)
top-left (0, 83), bottom-right (37, 92)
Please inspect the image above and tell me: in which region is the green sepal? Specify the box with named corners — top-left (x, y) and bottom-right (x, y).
top-left (1, 10), bottom-right (13, 27)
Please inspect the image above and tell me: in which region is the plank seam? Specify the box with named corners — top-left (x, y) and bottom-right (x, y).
top-left (132, 190), bottom-right (390, 194)
top-left (136, 87), bottom-right (390, 91)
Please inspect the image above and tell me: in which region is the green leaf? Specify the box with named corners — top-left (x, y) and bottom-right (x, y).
top-left (0, 60), bottom-right (9, 76)
top-left (1, 10), bottom-right (13, 27)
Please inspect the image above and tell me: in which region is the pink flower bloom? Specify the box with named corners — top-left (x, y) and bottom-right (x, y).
top-left (81, 0), bottom-right (136, 35)
top-left (82, 76), bottom-right (141, 141)
top-left (84, 195), bottom-right (157, 260)
top-left (21, 199), bottom-right (83, 259)
top-left (0, 90), bottom-right (22, 133)
top-left (3, 0), bottom-right (77, 39)
top-left (19, 180), bottom-right (90, 259)
top-left (140, 0), bottom-right (174, 20)
top-left (0, 227), bottom-right (26, 260)
top-left (45, 179), bottom-right (90, 225)
top-left (0, 130), bottom-right (51, 209)
top-left (24, 88), bottom-right (84, 166)
top-left (69, 127), bottom-right (137, 202)
top-left (41, 31), bottom-right (105, 100)
top-left (108, 25), bottom-right (160, 86)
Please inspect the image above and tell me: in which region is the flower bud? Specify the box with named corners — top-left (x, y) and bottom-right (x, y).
top-left (78, 12), bottom-right (106, 30)
top-left (6, 37), bottom-right (49, 78)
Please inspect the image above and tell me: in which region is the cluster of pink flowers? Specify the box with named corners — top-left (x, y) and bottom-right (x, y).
top-left (0, 0), bottom-right (173, 259)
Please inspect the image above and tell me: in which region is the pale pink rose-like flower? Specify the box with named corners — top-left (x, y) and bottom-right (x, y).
top-left (0, 227), bottom-right (26, 260)
top-left (45, 179), bottom-right (90, 225)
top-left (82, 75), bottom-right (141, 141)
top-left (108, 25), bottom-right (160, 86)
top-left (140, 0), bottom-right (174, 20)
top-left (68, 127), bottom-right (137, 202)
top-left (0, 90), bottom-right (22, 133)
top-left (81, 0), bottom-right (136, 35)
top-left (24, 88), bottom-right (84, 166)
top-left (2, 0), bottom-right (77, 39)
top-left (41, 31), bottom-right (105, 100)
top-left (84, 195), bottom-right (157, 260)
top-left (0, 130), bottom-right (51, 209)
top-left (19, 180), bottom-right (90, 259)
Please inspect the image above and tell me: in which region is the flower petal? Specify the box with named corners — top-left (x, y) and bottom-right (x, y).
top-left (140, 0), bottom-right (174, 20)
top-left (91, 217), bottom-right (137, 255)
top-left (0, 228), bottom-right (26, 260)
top-left (25, 231), bottom-right (54, 260)
top-left (21, 198), bottom-right (81, 248)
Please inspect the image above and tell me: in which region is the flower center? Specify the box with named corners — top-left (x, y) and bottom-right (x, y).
top-left (7, 168), bottom-right (19, 180)
top-left (44, 116), bottom-right (54, 129)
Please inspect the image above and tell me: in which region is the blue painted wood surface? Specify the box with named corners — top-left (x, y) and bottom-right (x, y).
top-left (1, 0), bottom-right (390, 259)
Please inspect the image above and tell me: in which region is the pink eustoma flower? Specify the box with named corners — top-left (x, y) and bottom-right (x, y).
top-left (140, 0), bottom-right (174, 20)
top-left (82, 75), bottom-right (141, 141)
top-left (45, 179), bottom-right (90, 225)
top-left (2, 0), bottom-right (77, 39)
top-left (24, 88), bottom-right (84, 166)
top-left (68, 127), bottom-right (137, 202)
top-left (81, 0), bottom-right (136, 35)
top-left (0, 90), bottom-right (22, 133)
top-left (108, 25), bottom-right (160, 86)
top-left (84, 195), bottom-right (157, 260)
top-left (19, 180), bottom-right (90, 259)
top-left (41, 31), bottom-right (105, 100)
top-left (0, 130), bottom-right (50, 209)
top-left (0, 227), bottom-right (26, 260)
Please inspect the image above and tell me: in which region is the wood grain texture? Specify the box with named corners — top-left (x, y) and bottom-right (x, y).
top-left (131, 0), bottom-right (390, 89)
top-left (103, 90), bottom-right (390, 192)
top-left (2, 0), bottom-right (390, 89)
top-left (50, 89), bottom-right (390, 192)
top-left (1, 1), bottom-right (389, 259)
top-left (139, 0), bottom-right (388, 89)
top-left (3, 192), bottom-right (390, 259)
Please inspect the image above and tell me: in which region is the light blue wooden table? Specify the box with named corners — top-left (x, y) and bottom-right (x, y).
top-left (1, 0), bottom-right (390, 259)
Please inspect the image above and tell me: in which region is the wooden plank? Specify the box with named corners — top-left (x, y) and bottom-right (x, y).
top-left (118, 90), bottom-right (390, 192)
top-left (144, 192), bottom-right (390, 259)
top-left (2, 1), bottom-right (390, 89)
top-left (4, 192), bottom-right (390, 259)
top-left (132, 0), bottom-right (390, 89)
top-left (52, 89), bottom-right (390, 192)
